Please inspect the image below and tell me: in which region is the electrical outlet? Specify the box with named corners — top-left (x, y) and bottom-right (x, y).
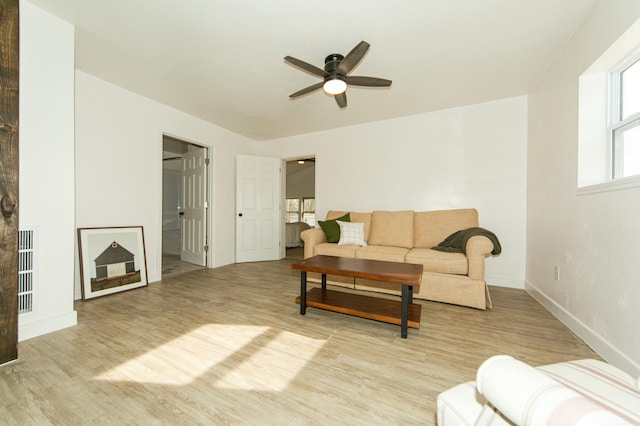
top-left (554, 266), bottom-right (560, 281)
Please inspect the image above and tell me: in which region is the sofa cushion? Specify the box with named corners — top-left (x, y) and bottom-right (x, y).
top-left (314, 242), bottom-right (358, 258)
top-left (326, 211), bottom-right (372, 242)
top-left (368, 210), bottom-right (414, 248)
top-left (414, 209), bottom-right (479, 248)
top-left (406, 248), bottom-right (468, 275)
top-left (318, 213), bottom-right (350, 243)
top-left (355, 245), bottom-right (410, 262)
top-left (326, 210), bottom-right (349, 220)
top-left (350, 212), bottom-right (372, 242)
top-left (337, 221), bottom-right (367, 247)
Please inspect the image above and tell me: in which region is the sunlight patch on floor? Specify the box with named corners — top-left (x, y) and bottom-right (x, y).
top-left (214, 329), bottom-right (326, 391)
top-left (95, 324), bottom-right (326, 390)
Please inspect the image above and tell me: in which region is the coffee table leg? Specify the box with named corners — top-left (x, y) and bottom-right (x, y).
top-left (321, 273), bottom-right (327, 290)
top-left (300, 271), bottom-right (307, 315)
top-left (401, 284), bottom-right (409, 338)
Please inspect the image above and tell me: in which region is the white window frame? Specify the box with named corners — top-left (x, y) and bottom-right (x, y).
top-left (577, 18), bottom-right (640, 195)
top-left (608, 51), bottom-right (640, 180)
top-left (285, 197), bottom-right (315, 225)
top-left (301, 197), bottom-right (315, 226)
top-left (285, 198), bottom-right (300, 223)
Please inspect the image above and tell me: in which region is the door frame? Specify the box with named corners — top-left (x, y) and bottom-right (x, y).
top-left (282, 155), bottom-right (317, 259)
top-left (159, 133), bottom-right (213, 274)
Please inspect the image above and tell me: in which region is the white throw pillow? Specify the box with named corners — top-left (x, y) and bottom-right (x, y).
top-left (337, 221), bottom-right (367, 247)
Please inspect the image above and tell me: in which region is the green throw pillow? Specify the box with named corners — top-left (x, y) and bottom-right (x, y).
top-left (318, 213), bottom-right (350, 243)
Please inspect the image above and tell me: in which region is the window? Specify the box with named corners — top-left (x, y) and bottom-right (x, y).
top-left (285, 198), bottom-right (315, 226)
top-left (577, 18), bottom-right (640, 192)
top-left (302, 198), bottom-right (315, 226)
top-left (610, 54), bottom-right (640, 179)
top-left (285, 198), bottom-right (300, 223)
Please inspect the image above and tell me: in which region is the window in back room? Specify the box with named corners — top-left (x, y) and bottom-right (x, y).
top-left (285, 197), bottom-right (315, 226)
top-left (285, 157), bottom-right (315, 225)
top-left (286, 198), bottom-right (300, 223)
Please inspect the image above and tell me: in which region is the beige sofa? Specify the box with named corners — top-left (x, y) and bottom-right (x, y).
top-left (300, 209), bottom-right (497, 309)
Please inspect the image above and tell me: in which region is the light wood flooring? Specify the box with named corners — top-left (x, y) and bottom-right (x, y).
top-left (0, 258), bottom-right (598, 425)
top-left (162, 254), bottom-right (206, 278)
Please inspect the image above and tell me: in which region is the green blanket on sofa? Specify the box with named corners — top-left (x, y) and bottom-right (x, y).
top-left (432, 227), bottom-right (501, 255)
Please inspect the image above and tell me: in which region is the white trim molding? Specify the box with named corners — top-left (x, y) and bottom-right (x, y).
top-left (525, 280), bottom-right (639, 378)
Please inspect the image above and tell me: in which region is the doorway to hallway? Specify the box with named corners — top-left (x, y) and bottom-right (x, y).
top-left (162, 135), bottom-right (208, 278)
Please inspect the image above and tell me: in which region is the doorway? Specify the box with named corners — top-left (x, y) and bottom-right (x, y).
top-left (284, 157), bottom-right (316, 260)
top-left (162, 135), bottom-right (208, 278)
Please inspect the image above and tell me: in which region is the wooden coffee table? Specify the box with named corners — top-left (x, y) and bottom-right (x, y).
top-left (292, 255), bottom-right (423, 338)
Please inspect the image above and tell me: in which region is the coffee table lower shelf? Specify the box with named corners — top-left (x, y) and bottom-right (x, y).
top-left (295, 287), bottom-right (421, 329)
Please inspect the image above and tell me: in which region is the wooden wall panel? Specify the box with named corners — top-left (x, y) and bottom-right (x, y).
top-left (0, 0), bottom-right (19, 365)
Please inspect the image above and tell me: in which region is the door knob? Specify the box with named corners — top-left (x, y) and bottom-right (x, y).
top-left (238, 213), bottom-right (243, 217)
top-left (179, 212), bottom-right (184, 216)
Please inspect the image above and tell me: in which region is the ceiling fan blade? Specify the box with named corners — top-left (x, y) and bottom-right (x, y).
top-left (335, 92), bottom-right (347, 108)
top-left (284, 56), bottom-right (326, 78)
top-left (289, 82), bottom-right (324, 98)
top-left (347, 76), bottom-right (392, 87)
top-left (336, 41), bottom-right (370, 75)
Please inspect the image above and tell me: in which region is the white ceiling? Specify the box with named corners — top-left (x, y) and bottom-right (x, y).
top-left (28, 0), bottom-right (597, 141)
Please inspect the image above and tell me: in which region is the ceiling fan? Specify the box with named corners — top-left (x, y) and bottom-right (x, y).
top-left (284, 41), bottom-right (392, 108)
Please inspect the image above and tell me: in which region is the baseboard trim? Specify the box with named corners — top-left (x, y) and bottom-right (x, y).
top-left (19, 310), bottom-right (78, 342)
top-left (525, 280), bottom-right (640, 377)
top-left (486, 275), bottom-right (524, 289)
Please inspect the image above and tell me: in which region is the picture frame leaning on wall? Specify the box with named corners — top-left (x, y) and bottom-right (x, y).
top-left (77, 226), bottom-right (148, 300)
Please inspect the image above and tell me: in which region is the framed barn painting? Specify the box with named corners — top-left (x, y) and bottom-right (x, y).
top-left (78, 226), bottom-right (148, 300)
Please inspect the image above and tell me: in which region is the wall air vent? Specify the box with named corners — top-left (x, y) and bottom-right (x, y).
top-left (18, 228), bottom-right (36, 314)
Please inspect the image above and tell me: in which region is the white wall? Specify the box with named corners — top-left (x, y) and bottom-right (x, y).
top-left (286, 166), bottom-right (315, 198)
top-left (261, 96), bottom-right (528, 289)
top-left (527, 1), bottom-right (640, 376)
top-left (18, 1), bottom-right (77, 339)
top-left (74, 71), bottom-right (258, 296)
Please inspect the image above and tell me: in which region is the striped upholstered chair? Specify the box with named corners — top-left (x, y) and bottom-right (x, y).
top-left (437, 355), bottom-right (640, 425)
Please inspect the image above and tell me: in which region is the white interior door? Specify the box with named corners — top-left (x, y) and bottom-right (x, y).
top-left (180, 147), bottom-right (207, 266)
top-left (236, 155), bottom-right (281, 263)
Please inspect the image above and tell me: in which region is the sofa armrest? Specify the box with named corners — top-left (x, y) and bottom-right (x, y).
top-left (300, 228), bottom-right (326, 259)
top-left (466, 235), bottom-right (494, 281)
top-left (475, 355), bottom-right (632, 426)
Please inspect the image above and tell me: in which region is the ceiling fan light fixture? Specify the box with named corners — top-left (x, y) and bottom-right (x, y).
top-left (323, 77), bottom-right (347, 95)
top-left (285, 41), bottom-right (391, 107)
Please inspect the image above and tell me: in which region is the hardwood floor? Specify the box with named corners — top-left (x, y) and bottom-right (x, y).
top-left (0, 258), bottom-right (598, 425)
top-left (162, 254), bottom-right (205, 278)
